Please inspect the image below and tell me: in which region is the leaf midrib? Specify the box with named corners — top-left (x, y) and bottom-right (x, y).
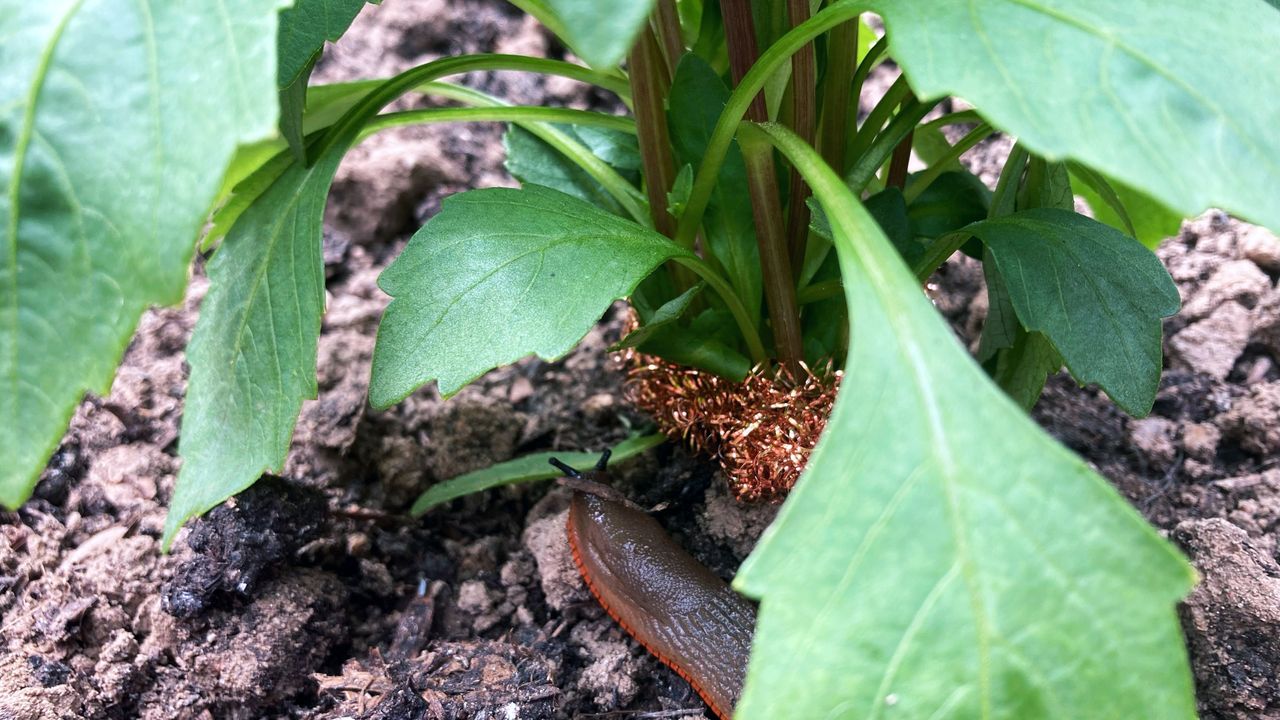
top-left (221, 163), bottom-right (322, 380)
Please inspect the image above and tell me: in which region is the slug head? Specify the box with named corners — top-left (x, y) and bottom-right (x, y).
top-left (550, 449), bottom-right (636, 505)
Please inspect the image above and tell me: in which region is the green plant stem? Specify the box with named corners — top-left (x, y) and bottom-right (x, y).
top-left (797, 278), bottom-right (842, 304)
top-left (850, 32), bottom-right (887, 98)
top-left (783, 0), bottom-right (817, 277)
top-left (846, 96), bottom-right (939, 194)
top-left (674, 256), bottom-right (769, 364)
top-left (629, 28), bottom-right (680, 239)
top-left (420, 83), bottom-right (649, 225)
top-left (910, 234), bottom-right (972, 282)
top-left (847, 73), bottom-right (911, 168)
top-left (674, 0), bottom-right (862, 252)
top-left (905, 133), bottom-right (1022, 279)
top-left (1066, 160), bottom-right (1139, 238)
top-left (990, 142), bottom-right (1030, 219)
top-left (903, 122), bottom-right (995, 204)
top-left (917, 109), bottom-right (984, 132)
top-left (654, 0), bottom-right (685, 76)
top-left (817, 17), bottom-right (859, 174)
top-left (314, 54), bottom-right (634, 163)
top-left (359, 106), bottom-right (637, 138)
top-left (721, 0), bottom-right (804, 366)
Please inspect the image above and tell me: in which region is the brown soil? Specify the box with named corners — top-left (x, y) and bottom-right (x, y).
top-left (2, 2), bottom-right (1279, 719)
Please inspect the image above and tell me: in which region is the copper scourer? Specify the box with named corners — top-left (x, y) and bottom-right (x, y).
top-left (622, 350), bottom-right (841, 500)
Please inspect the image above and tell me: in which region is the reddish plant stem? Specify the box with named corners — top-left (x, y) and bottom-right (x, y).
top-left (720, 0), bottom-right (802, 366)
top-left (886, 127), bottom-right (914, 190)
top-left (740, 134), bottom-right (804, 368)
top-left (654, 0), bottom-right (685, 78)
top-left (720, 0), bottom-right (768, 123)
top-left (629, 27), bottom-right (679, 240)
top-left (783, 0), bottom-right (816, 276)
top-left (630, 24), bottom-right (696, 293)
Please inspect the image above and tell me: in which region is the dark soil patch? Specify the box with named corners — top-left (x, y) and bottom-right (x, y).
top-left (3, 2), bottom-right (1279, 718)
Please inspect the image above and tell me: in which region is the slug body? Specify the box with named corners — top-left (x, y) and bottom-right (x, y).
top-left (566, 484), bottom-right (757, 719)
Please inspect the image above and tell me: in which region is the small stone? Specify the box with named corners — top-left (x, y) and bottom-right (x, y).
top-left (1128, 417), bottom-right (1178, 469)
top-left (1183, 459), bottom-right (1217, 482)
top-left (521, 508), bottom-right (589, 611)
top-left (1241, 225), bottom-right (1280, 272)
top-left (456, 580), bottom-right (495, 616)
top-left (345, 532), bottom-right (371, 557)
top-left (508, 375), bottom-right (534, 404)
top-left (1252, 291), bottom-right (1280, 361)
top-left (1180, 260), bottom-right (1272, 320)
top-left (1182, 422), bottom-right (1221, 462)
top-left (580, 393), bottom-right (616, 424)
top-left (1168, 301), bottom-right (1252, 379)
top-left (1218, 382), bottom-right (1280, 458)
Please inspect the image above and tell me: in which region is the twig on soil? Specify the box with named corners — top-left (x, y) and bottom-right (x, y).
top-left (576, 709), bottom-right (706, 718)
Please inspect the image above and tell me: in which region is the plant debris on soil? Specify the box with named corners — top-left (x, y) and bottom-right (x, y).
top-left (2, 2), bottom-right (1279, 719)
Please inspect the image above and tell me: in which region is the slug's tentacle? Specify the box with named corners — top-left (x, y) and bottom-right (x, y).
top-left (549, 457), bottom-right (582, 478)
top-left (552, 456), bottom-right (756, 720)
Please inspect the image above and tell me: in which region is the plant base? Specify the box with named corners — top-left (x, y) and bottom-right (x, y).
top-left (622, 352), bottom-right (841, 500)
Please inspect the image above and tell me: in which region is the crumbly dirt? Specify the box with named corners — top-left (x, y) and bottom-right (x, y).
top-left (2, 2), bottom-right (1279, 718)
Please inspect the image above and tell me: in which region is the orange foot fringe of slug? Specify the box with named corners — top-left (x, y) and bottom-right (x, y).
top-left (622, 352), bottom-right (842, 500)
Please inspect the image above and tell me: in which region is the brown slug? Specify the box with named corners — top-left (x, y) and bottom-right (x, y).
top-left (551, 452), bottom-right (757, 720)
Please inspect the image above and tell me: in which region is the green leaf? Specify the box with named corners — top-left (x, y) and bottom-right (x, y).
top-left (504, 125), bottom-right (631, 217)
top-left (800, 252), bottom-right (847, 367)
top-left (905, 170), bottom-right (990, 260)
top-left (977, 248), bottom-right (1023, 364)
top-left (569, 125), bottom-right (643, 180)
top-left (166, 152), bottom-right (338, 547)
top-left (1020, 156), bottom-right (1074, 212)
top-left (411, 432), bottom-right (665, 515)
top-left (911, 125), bottom-right (964, 172)
top-left (966, 208), bottom-right (1179, 416)
top-left (277, 0), bottom-right (374, 87)
top-left (868, 0), bottom-right (1280, 234)
top-left (369, 185), bottom-right (693, 406)
top-left (543, 0), bottom-right (657, 68)
top-left (993, 330), bottom-right (1064, 410)
top-left (736, 122), bottom-right (1196, 720)
top-left (980, 248), bottom-right (1063, 409)
top-left (171, 60), bottom-right (647, 543)
top-left (0, 0), bottom-right (286, 509)
top-left (669, 55), bottom-right (763, 321)
top-left (1069, 164), bottom-right (1182, 250)
top-left (635, 308), bottom-right (752, 380)
top-left (204, 147), bottom-right (299, 252)
top-left (811, 190), bottom-right (917, 269)
top-left (666, 164), bottom-right (694, 218)
top-left (276, 1), bottom-right (377, 160)
top-left (612, 283), bottom-right (703, 350)
top-left (279, 59), bottom-right (314, 162)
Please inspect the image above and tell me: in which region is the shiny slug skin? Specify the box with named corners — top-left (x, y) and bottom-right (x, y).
top-left (567, 489), bottom-right (756, 720)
